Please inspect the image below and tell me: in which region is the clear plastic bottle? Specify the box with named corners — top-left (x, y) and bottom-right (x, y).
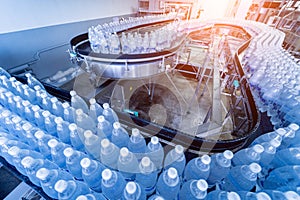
top-left (236, 191), bottom-right (270, 200)
top-left (70, 90), bottom-right (89, 114)
top-left (183, 155), bottom-right (211, 181)
top-left (259, 139), bottom-right (281, 175)
top-left (100, 139), bottom-right (120, 169)
top-left (55, 117), bottom-right (71, 144)
top-left (50, 97), bottom-right (64, 116)
top-left (89, 98), bottom-right (103, 123)
top-left (63, 147), bottom-right (86, 180)
top-left (42, 110), bottom-right (57, 136)
top-left (102, 103), bottom-right (118, 124)
top-left (41, 92), bottom-right (52, 111)
top-left (271, 147), bottom-right (300, 168)
top-left (123, 181), bottom-right (146, 200)
top-left (97, 115), bottom-right (113, 139)
top-left (80, 157), bottom-right (105, 192)
top-left (220, 162), bottom-right (262, 191)
top-left (261, 190), bottom-right (289, 200)
top-left (179, 179), bottom-right (208, 200)
top-left (55, 179), bottom-right (91, 200)
top-left (279, 123), bottom-right (300, 150)
top-left (75, 109), bottom-right (96, 133)
top-left (111, 122), bottom-right (129, 148)
top-left (62, 102), bottom-right (75, 123)
top-left (21, 122), bottom-right (39, 151)
top-left (32, 105), bottom-right (45, 129)
top-left (127, 128), bottom-right (146, 157)
top-left (164, 145), bottom-right (186, 176)
top-left (146, 136), bottom-right (164, 170)
top-left (36, 167), bottom-right (74, 199)
top-left (206, 150), bottom-right (234, 186)
top-left (25, 73), bottom-right (45, 90)
top-left (101, 168), bottom-right (126, 199)
top-left (250, 128), bottom-right (286, 146)
top-left (232, 144), bottom-right (264, 166)
top-left (48, 138), bottom-right (69, 168)
top-left (117, 147), bottom-right (139, 180)
top-left (83, 130), bottom-right (101, 159)
top-left (156, 167), bottom-right (181, 200)
top-left (69, 123), bottom-right (85, 152)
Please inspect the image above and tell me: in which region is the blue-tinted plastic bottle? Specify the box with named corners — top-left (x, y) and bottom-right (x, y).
top-left (50, 97), bottom-right (64, 116)
top-left (69, 123), bottom-right (85, 152)
top-left (25, 73), bottom-right (45, 90)
top-left (236, 191), bottom-right (271, 200)
top-left (80, 157), bottom-right (105, 193)
top-left (250, 128), bottom-right (286, 146)
top-left (127, 128), bottom-right (146, 159)
top-left (42, 110), bottom-right (57, 136)
top-left (75, 109), bottom-right (96, 133)
top-left (117, 147), bottom-right (139, 180)
top-left (34, 130), bottom-right (55, 160)
top-left (156, 167), bottom-right (181, 200)
top-left (83, 130), bottom-right (101, 159)
top-left (101, 168), bottom-right (126, 200)
top-left (183, 155), bottom-right (211, 181)
top-left (164, 145), bottom-right (186, 176)
top-left (75, 193), bottom-right (107, 200)
top-left (232, 144), bottom-right (264, 166)
top-left (136, 156), bottom-right (158, 196)
top-left (102, 103), bottom-right (119, 124)
top-left (55, 179), bottom-right (91, 200)
top-left (279, 123), bottom-right (300, 150)
top-left (64, 147), bottom-right (86, 180)
top-left (220, 162), bottom-right (262, 191)
top-left (206, 190), bottom-right (240, 200)
top-left (55, 117), bottom-right (71, 144)
top-left (206, 150), bottom-right (234, 186)
top-left (48, 138), bottom-right (69, 168)
top-left (123, 181), bottom-right (147, 200)
top-left (271, 147), bottom-right (300, 168)
top-left (261, 190), bottom-right (289, 200)
top-left (32, 105), bottom-right (45, 129)
top-left (111, 122), bottom-right (129, 148)
top-left (146, 136), bottom-right (164, 171)
top-left (100, 139), bottom-right (120, 169)
top-left (70, 90), bottom-right (89, 114)
top-left (97, 115), bottom-right (113, 139)
top-left (179, 179), bottom-right (208, 200)
top-left (89, 98), bottom-right (103, 123)
top-left (62, 102), bottom-right (75, 123)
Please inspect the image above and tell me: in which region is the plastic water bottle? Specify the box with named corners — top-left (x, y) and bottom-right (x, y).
top-left (64, 147), bottom-right (86, 180)
top-left (41, 92), bottom-right (52, 111)
top-left (156, 167), bottom-right (180, 200)
top-left (83, 130), bottom-right (101, 159)
top-left (69, 123), bottom-right (85, 152)
top-left (55, 117), bottom-right (71, 144)
top-left (70, 90), bottom-right (89, 114)
top-left (21, 156), bottom-right (58, 187)
top-left (36, 167), bottom-right (74, 199)
top-left (259, 139), bottom-right (281, 174)
top-left (206, 190), bottom-right (240, 200)
top-left (183, 155), bottom-right (211, 181)
top-left (102, 103), bottom-right (118, 124)
top-left (236, 191), bottom-right (270, 200)
top-left (117, 147), bottom-right (139, 180)
top-left (55, 179), bottom-right (91, 200)
top-left (76, 193), bottom-right (107, 200)
top-left (75, 109), bottom-right (96, 133)
top-left (164, 145), bottom-right (186, 176)
top-left (271, 147), bottom-right (300, 168)
top-left (34, 130), bottom-right (55, 160)
top-left (62, 102), bottom-right (75, 123)
top-left (206, 150), bottom-right (234, 186)
top-left (42, 110), bottom-right (57, 136)
top-left (250, 128), bottom-right (286, 146)
top-left (220, 162), bottom-right (262, 191)
top-left (111, 122), bottom-right (129, 148)
top-left (179, 179), bottom-right (208, 200)
top-left (127, 128), bottom-right (146, 157)
top-left (279, 123), bottom-right (300, 150)
top-left (232, 144), bottom-right (264, 166)
top-left (32, 105), bottom-right (45, 129)
top-left (50, 97), bottom-right (64, 116)
top-left (25, 73), bottom-right (45, 90)
top-left (22, 100), bottom-right (34, 121)
top-left (136, 156), bottom-right (158, 196)
top-left (89, 98), bottom-right (103, 122)
top-left (123, 181), bottom-right (146, 200)
top-left (101, 168), bottom-right (126, 199)
top-left (97, 115), bottom-right (113, 139)
top-left (48, 138), bottom-right (69, 168)
top-left (146, 136), bottom-right (164, 170)
top-left (80, 157), bottom-right (105, 192)
top-left (100, 139), bottom-right (120, 169)
top-left (21, 122), bottom-right (39, 151)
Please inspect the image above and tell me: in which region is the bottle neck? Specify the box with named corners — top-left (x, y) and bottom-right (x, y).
top-left (241, 165), bottom-right (257, 181)
top-left (195, 158), bottom-right (210, 171)
top-left (215, 154), bottom-right (231, 168)
top-left (190, 180), bottom-right (207, 199)
top-left (163, 170), bottom-right (179, 187)
top-left (102, 171), bottom-right (118, 187)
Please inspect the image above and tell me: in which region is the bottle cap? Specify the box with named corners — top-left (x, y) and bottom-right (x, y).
top-left (256, 192), bottom-right (271, 200)
top-left (36, 168), bottom-right (50, 180)
top-left (269, 138), bottom-right (281, 148)
top-left (102, 169), bottom-right (113, 181)
top-left (62, 102), bottom-right (70, 109)
top-left (141, 157), bottom-right (151, 167)
top-left (1, 110), bottom-right (10, 117)
top-left (40, 93), bottom-right (48, 98)
top-left (63, 147), bottom-right (74, 157)
top-left (22, 123), bottom-right (32, 131)
top-left (132, 128), bottom-right (140, 137)
top-left (101, 139), bottom-right (110, 148)
top-left (22, 100), bottom-right (30, 107)
top-left (227, 192), bottom-right (241, 200)
top-left (249, 163), bottom-right (261, 174)
top-left (54, 117), bottom-right (63, 124)
top-left (167, 167), bottom-right (178, 179)
top-left (289, 123), bottom-right (299, 131)
top-left (284, 191), bottom-right (299, 200)
top-left (32, 105), bottom-right (40, 112)
top-left (70, 90), bottom-right (77, 97)
top-left (42, 110), bottom-right (51, 118)
top-left (50, 97), bottom-right (58, 103)
top-left (89, 98), bottom-right (96, 104)
top-left (34, 130), bottom-right (45, 139)
top-left (196, 179), bottom-right (208, 191)
top-left (154, 197), bottom-right (164, 200)
top-left (253, 144), bottom-right (264, 153)
top-left (34, 85), bottom-right (41, 91)
top-left (21, 156), bottom-right (35, 168)
top-left (76, 109), bottom-right (83, 116)
top-left (276, 128), bottom-right (287, 136)
top-left (84, 130), bottom-right (93, 138)
top-left (151, 136), bottom-right (159, 145)
top-left (48, 139), bottom-right (58, 148)
top-left (68, 123), bottom-right (77, 131)
top-left (54, 180), bottom-right (68, 193)
top-left (80, 157), bottom-right (91, 168)
top-left (12, 116), bottom-right (22, 124)
top-left (113, 122), bottom-right (121, 129)
top-left (76, 196), bottom-right (88, 200)
top-left (174, 145), bottom-right (184, 154)
top-left (103, 103), bottom-right (110, 109)
top-left (201, 155), bottom-right (211, 165)
top-left (120, 147), bottom-right (129, 157)
top-left (97, 116), bottom-right (105, 123)
top-left (126, 182), bottom-right (137, 194)
top-left (223, 150), bottom-right (234, 159)
top-left (8, 146), bottom-right (20, 157)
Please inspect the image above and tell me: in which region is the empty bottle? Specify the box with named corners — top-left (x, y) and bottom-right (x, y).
top-left (70, 90), bottom-right (89, 114)
top-left (100, 138), bottom-right (119, 169)
top-left (102, 103), bottom-right (118, 124)
top-left (80, 157), bottom-right (105, 192)
top-left (127, 128), bottom-right (146, 158)
top-left (36, 167), bottom-right (74, 199)
top-left (55, 117), bottom-right (71, 144)
top-left (111, 122), bottom-right (129, 148)
top-left (179, 179), bottom-right (208, 200)
top-left (164, 145), bottom-right (186, 176)
top-left (117, 147), bottom-right (139, 180)
top-left (25, 73), bottom-right (45, 90)
top-left (101, 168), bottom-right (126, 199)
top-left (136, 156), bottom-right (158, 196)
top-left (89, 98), bottom-right (103, 122)
top-left (84, 130), bottom-right (101, 159)
top-left (97, 115), bottom-right (113, 139)
top-left (146, 136), bottom-right (164, 170)
top-left (69, 123), bottom-right (85, 152)
top-left (123, 181), bottom-right (146, 200)
top-left (206, 150), bottom-right (234, 186)
top-left (221, 162), bottom-right (262, 191)
top-left (55, 179), bottom-right (91, 200)
top-left (75, 109), bottom-right (96, 133)
top-left (206, 190), bottom-right (240, 200)
top-left (64, 147), bottom-right (86, 180)
top-left (62, 102), bottom-right (75, 123)
top-left (156, 167), bottom-right (181, 199)
top-left (250, 128), bottom-right (286, 146)
top-left (232, 144), bottom-right (264, 166)
top-left (48, 138), bottom-right (69, 168)
top-left (183, 155), bottom-right (211, 182)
